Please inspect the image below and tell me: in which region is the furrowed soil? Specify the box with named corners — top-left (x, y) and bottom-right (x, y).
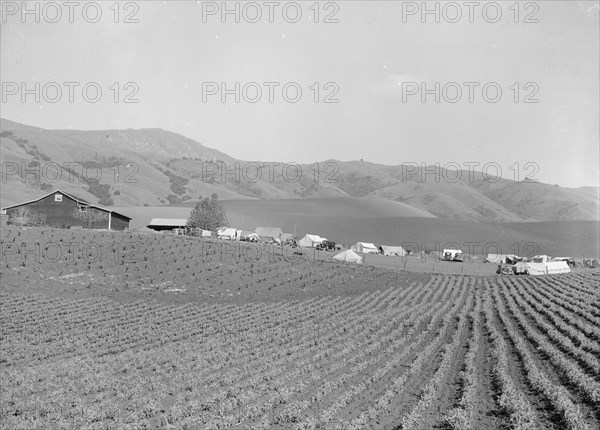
top-left (1, 226), bottom-right (599, 430)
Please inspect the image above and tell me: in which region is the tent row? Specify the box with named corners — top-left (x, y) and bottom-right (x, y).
top-left (495, 254), bottom-right (571, 276)
top-left (351, 242), bottom-right (407, 256)
top-left (216, 226), bottom-right (294, 243)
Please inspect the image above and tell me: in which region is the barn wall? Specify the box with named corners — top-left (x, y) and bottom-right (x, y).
top-left (110, 213), bottom-right (130, 231)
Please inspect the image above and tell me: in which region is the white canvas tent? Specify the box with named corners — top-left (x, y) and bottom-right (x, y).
top-left (333, 249), bottom-right (364, 264)
top-left (298, 234), bottom-right (326, 248)
top-left (280, 233), bottom-right (293, 242)
top-left (217, 227), bottom-right (238, 240)
top-left (255, 227), bottom-right (283, 240)
top-left (485, 254), bottom-right (520, 264)
top-left (379, 245), bottom-right (407, 257)
top-left (526, 260), bottom-right (570, 276)
top-left (351, 242), bottom-right (379, 254)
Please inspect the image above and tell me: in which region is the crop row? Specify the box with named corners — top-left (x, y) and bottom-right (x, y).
top-left (492, 286), bottom-right (590, 430)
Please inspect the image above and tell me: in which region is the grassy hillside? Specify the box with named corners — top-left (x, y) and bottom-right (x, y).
top-left (2, 118), bottom-right (598, 223)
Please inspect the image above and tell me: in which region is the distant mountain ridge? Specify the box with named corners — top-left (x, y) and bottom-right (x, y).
top-left (1, 118), bottom-right (598, 223)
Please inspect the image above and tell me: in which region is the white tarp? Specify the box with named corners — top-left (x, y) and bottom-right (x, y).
top-left (333, 249), bottom-right (364, 264)
top-left (486, 254), bottom-right (519, 264)
top-left (380, 245), bottom-right (407, 256)
top-left (526, 260), bottom-right (571, 275)
top-left (298, 234), bottom-right (326, 247)
top-left (351, 242), bottom-right (379, 254)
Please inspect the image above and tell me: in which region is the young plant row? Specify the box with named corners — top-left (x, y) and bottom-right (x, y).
top-left (499, 283), bottom-right (600, 405)
top-left (443, 290), bottom-right (483, 429)
top-left (492, 287), bottom-right (591, 430)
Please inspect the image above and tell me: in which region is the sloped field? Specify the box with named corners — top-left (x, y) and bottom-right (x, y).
top-left (0, 228), bottom-right (599, 429)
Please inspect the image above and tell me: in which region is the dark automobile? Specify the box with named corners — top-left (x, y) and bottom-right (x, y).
top-left (316, 240), bottom-right (336, 251)
top-left (284, 238), bottom-right (298, 247)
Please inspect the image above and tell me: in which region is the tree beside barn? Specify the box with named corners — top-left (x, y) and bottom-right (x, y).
top-left (187, 194), bottom-right (228, 232)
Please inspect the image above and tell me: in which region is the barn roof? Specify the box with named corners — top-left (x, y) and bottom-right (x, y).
top-left (1, 190), bottom-right (132, 220)
top-left (148, 218), bottom-right (188, 227)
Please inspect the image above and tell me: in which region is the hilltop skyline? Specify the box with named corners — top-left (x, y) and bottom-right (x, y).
top-left (1, 1), bottom-right (598, 187)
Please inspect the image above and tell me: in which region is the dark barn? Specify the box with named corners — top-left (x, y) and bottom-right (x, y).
top-left (2, 190), bottom-right (131, 230)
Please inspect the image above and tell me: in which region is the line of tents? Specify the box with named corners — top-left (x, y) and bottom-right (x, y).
top-left (485, 253), bottom-right (572, 275)
top-left (215, 227), bottom-right (293, 243)
top-left (214, 228), bottom-right (412, 265)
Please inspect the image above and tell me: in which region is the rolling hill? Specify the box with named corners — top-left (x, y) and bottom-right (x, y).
top-left (1, 118), bottom-right (598, 223)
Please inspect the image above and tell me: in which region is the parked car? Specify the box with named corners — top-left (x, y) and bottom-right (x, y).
top-left (443, 251), bottom-right (464, 262)
top-left (284, 238), bottom-right (298, 247)
top-left (453, 252), bottom-right (464, 262)
top-left (240, 236), bottom-right (258, 242)
top-left (316, 240), bottom-right (336, 251)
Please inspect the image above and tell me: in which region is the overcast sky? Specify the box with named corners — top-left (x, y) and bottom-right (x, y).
top-left (1, 1), bottom-right (599, 187)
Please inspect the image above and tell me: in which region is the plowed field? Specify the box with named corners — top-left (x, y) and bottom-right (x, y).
top-left (1, 227), bottom-right (599, 429)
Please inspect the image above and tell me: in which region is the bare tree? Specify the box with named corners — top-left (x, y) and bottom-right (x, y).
top-left (10, 207), bottom-right (47, 226)
top-left (72, 207), bottom-right (108, 228)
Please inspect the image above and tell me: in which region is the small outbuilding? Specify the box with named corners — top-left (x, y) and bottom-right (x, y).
top-left (147, 218), bottom-right (189, 232)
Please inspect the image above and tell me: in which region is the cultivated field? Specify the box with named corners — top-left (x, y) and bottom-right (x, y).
top-left (1, 227), bottom-right (599, 430)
